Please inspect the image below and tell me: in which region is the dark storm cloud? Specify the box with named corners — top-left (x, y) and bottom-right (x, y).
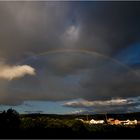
top-left (72, 1), bottom-right (140, 56)
top-left (0, 1), bottom-right (71, 61)
top-left (5, 53), bottom-right (140, 105)
top-left (0, 1), bottom-right (140, 111)
top-left (63, 96), bottom-right (140, 113)
top-left (1, 1), bottom-right (140, 61)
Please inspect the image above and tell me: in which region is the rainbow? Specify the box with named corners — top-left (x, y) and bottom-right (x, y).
top-left (20, 48), bottom-right (140, 77)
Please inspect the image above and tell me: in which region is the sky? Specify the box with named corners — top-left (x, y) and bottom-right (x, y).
top-left (0, 1), bottom-right (140, 114)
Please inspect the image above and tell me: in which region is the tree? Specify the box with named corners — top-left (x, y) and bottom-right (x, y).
top-left (0, 108), bottom-right (20, 128)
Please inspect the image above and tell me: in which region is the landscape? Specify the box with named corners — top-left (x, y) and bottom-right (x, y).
top-left (0, 1), bottom-right (140, 139)
top-left (0, 108), bottom-right (140, 138)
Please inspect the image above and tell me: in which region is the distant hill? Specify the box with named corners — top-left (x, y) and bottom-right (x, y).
top-left (20, 112), bottom-right (140, 120)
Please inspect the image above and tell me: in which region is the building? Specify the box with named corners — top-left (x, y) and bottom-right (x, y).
top-left (107, 118), bottom-right (138, 125)
top-left (76, 118), bottom-right (138, 125)
top-left (90, 119), bottom-right (104, 124)
top-left (107, 118), bottom-right (121, 125)
top-left (120, 120), bottom-right (137, 125)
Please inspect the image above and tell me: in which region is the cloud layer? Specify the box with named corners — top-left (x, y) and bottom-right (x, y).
top-left (63, 96), bottom-right (140, 113)
top-left (64, 98), bottom-right (128, 108)
top-left (0, 62), bottom-right (35, 80)
top-left (0, 1), bottom-right (139, 114)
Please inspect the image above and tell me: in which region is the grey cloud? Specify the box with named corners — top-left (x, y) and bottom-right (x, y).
top-left (64, 99), bottom-right (129, 108)
top-left (0, 2), bottom-right (140, 107)
top-left (74, 2), bottom-right (140, 56)
top-left (3, 52), bottom-right (139, 105)
top-left (63, 96), bottom-right (140, 113)
top-left (0, 2), bottom-right (140, 60)
top-left (0, 2), bottom-right (71, 61)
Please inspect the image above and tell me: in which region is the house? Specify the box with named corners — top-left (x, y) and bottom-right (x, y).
top-left (120, 120), bottom-right (137, 125)
top-left (130, 120), bottom-right (137, 125)
top-left (107, 118), bottom-right (121, 125)
top-left (113, 119), bottom-right (121, 125)
top-left (107, 118), bottom-right (138, 125)
top-left (75, 118), bottom-right (138, 125)
top-left (90, 119), bottom-right (104, 124)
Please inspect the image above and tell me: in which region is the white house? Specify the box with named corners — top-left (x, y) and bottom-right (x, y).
top-left (121, 119), bottom-right (137, 125)
top-left (90, 119), bottom-right (104, 124)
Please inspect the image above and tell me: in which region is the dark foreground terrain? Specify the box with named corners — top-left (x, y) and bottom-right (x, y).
top-left (0, 109), bottom-right (140, 138)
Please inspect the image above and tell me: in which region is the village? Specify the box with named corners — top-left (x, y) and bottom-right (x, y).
top-left (76, 117), bottom-right (139, 125)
